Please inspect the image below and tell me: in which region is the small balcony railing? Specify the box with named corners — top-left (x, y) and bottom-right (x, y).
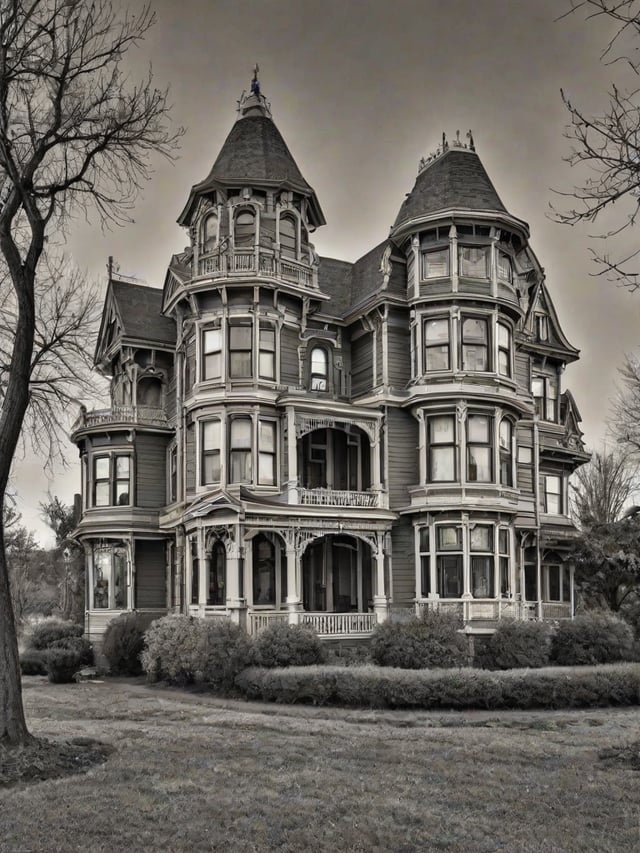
top-left (298, 487), bottom-right (380, 508)
top-left (72, 404), bottom-right (169, 432)
top-left (196, 248), bottom-right (316, 288)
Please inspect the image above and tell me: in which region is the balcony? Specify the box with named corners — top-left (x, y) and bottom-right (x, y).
top-left (72, 404), bottom-right (170, 434)
top-left (196, 248), bottom-right (316, 289)
top-left (298, 487), bottom-right (380, 508)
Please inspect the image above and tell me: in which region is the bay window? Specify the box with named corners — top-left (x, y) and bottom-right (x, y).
top-left (497, 322), bottom-right (512, 377)
top-left (207, 540), bottom-right (226, 605)
top-left (436, 525), bottom-right (463, 598)
top-left (202, 327), bottom-right (222, 380)
top-left (421, 248), bottom-right (450, 279)
top-left (467, 415), bottom-right (492, 482)
top-left (499, 529), bottom-right (510, 596)
top-left (201, 419), bottom-right (221, 485)
top-left (424, 317), bottom-right (451, 371)
top-left (458, 245), bottom-right (489, 279)
top-left (461, 316), bottom-right (488, 371)
top-left (258, 420), bottom-right (277, 485)
top-left (499, 419), bottom-right (513, 487)
top-left (202, 319), bottom-right (278, 383)
top-left (229, 417), bottom-right (252, 483)
top-left (419, 527), bottom-right (430, 596)
top-left (93, 455), bottom-right (131, 507)
top-left (497, 251), bottom-right (513, 283)
top-left (229, 321), bottom-right (252, 378)
top-left (428, 415), bottom-right (456, 481)
top-left (92, 543), bottom-right (127, 609)
top-left (258, 323), bottom-right (276, 379)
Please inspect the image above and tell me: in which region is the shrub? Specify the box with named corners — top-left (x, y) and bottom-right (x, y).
top-left (19, 649), bottom-right (48, 676)
top-left (102, 612), bottom-right (146, 675)
top-left (235, 663), bottom-right (640, 710)
top-left (30, 618), bottom-right (83, 651)
top-left (551, 612), bottom-right (635, 666)
top-left (479, 620), bottom-right (552, 670)
top-left (253, 623), bottom-right (326, 668)
top-left (370, 609), bottom-right (468, 669)
top-left (46, 647), bottom-right (85, 683)
top-left (142, 615), bottom-right (253, 691)
top-left (48, 636), bottom-right (94, 667)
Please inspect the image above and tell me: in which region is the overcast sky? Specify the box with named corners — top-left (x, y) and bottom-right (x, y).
top-left (12, 0), bottom-right (640, 544)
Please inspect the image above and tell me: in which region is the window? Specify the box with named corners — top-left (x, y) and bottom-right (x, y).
top-left (229, 321), bottom-right (253, 378)
top-left (436, 525), bottom-right (463, 598)
top-left (544, 475), bottom-right (563, 514)
top-left (279, 214), bottom-right (297, 257)
top-left (202, 212), bottom-right (218, 253)
top-left (428, 415), bottom-right (456, 481)
top-left (497, 251), bottom-right (512, 283)
top-left (207, 540), bottom-right (226, 605)
top-left (421, 248), bottom-right (450, 279)
top-left (93, 455), bottom-right (131, 507)
top-left (461, 317), bottom-right (488, 371)
top-left (424, 318), bottom-right (451, 371)
top-left (234, 209), bottom-right (255, 247)
top-left (470, 525), bottom-right (494, 598)
top-left (467, 415), bottom-right (492, 482)
top-left (458, 245), bottom-right (489, 278)
top-left (419, 527), bottom-right (430, 597)
top-left (190, 539), bottom-right (199, 605)
top-left (499, 528), bottom-right (510, 596)
top-left (202, 327), bottom-right (222, 381)
top-left (229, 417), bottom-right (252, 483)
top-left (253, 535), bottom-right (276, 606)
top-left (201, 420), bottom-right (221, 485)
top-left (258, 323), bottom-right (276, 380)
top-left (497, 322), bottom-right (512, 378)
top-left (532, 374), bottom-right (558, 421)
top-left (169, 446), bottom-right (177, 502)
top-left (92, 544), bottom-right (126, 609)
top-left (536, 315), bottom-right (549, 342)
top-left (258, 419), bottom-right (277, 486)
top-left (310, 347), bottom-right (328, 391)
top-left (499, 419), bottom-right (513, 487)
top-left (545, 564), bottom-right (571, 602)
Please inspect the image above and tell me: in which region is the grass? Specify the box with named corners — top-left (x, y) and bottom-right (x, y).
top-left (1, 676), bottom-right (640, 852)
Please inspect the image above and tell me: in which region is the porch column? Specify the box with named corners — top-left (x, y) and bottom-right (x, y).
top-left (287, 406), bottom-right (298, 504)
top-left (174, 526), bottom-right (185, 614)
top-left (197, 526), bottom-right (206, 616)
top-left (225, 533), bottom-right (245, 627)
top-left (569, 562), bottom-right (575, 619)
top-left (370, 421), bottom-right (382, 492)
top-left (373, 532), bottom-right (389, 623)
top-left (286, 540), bottom-right (302, 625)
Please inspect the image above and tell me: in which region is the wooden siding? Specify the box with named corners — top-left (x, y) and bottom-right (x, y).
top-left (351, 332), bottom-right (373, 397)
top-left (135, 539), bottom-right (166, 609)
top-left (136, 433), bottom-right (169, 507)
top-left (386, 406), bottom-right (419, 506)
top-left (375, 328), bottom-right (383, 386)
top-left (280, 324), bottom-right (300, 386)
top-left (387, 311), bottom-right (410, 390)
top-left (516, 424), bottom-right (533, 493)
top-left (514, 351), bottom-right (530, 389)
top-left (391, 519), bottom-right (415, 605)
top-left (185, 421), bottom-right (196, 495)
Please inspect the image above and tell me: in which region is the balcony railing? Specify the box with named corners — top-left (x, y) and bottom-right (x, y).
top-left (298, 487), bottom-right (379, 508)
top-left (196, 248), bottom-right (316, 288)
top-left (72, 404), bottom-right (169, 432)
top-left (248, 611), bottom-right (290, 635)
top-left (300, 612), bottom-right (377, 636)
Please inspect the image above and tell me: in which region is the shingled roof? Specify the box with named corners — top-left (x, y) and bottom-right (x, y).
top-left (393, 148), bottom-right (508, 231)
top-left (111, 281), bottom-right (176, 345)
top-left (317, 257), bottom-right (353, 316)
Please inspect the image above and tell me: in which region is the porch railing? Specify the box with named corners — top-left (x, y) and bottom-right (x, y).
top-left (300, 612), bottom-right (377, 636)
top-left (248, 611), bottom-right (289, 635)
top-left (298, 487), bottom-right (379, 508)
top-left (541, 601), bottom-right (572, 620)
top-left (416, 599), bottom-right (569, 622)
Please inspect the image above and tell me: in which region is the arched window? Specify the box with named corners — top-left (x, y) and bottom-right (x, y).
top-left (253, 534), bottom-right (276, 606)
top-left (202, 212), bottom-right (218, 253)
top-left (279, 214), bottom-right (297, 258)
top-left (207, 540), bottom-right (226, 605)
top-left (234, 209), bottom-right (256, 247)
top-left (137, 376), bottom-right (162, 407)
top-left (310, 346), bottom-right (328, 391)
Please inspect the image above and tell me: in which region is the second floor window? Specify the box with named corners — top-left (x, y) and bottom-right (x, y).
top-left (428, 415), bottom-right (456, 481)
top-left (467, 415), bottom-right (492, 482)
top-left (544, 475), bottom-right (563, 514)
top-left (229, 417), bottom-right (252, 483)
top-left (259, 323), bottom-right (276, 380)
top-left (229, 322), bottom-right (252, 378)
top-left (499, 419), bottom-right (513, 487)
top-left (202, 420), bottom-right (221, 485)
top-left (497, 322), bottom-right (512, 378)
top-left (203, 327), bottom-right (222, 380)
top-left (424, 318), bottom-right (450, 371)
top-left (93, 455), bottom-right (131, 507)
top-left (461, 317), bottom-right (488, 371)
top-left (202, 320), bottom-right (277, 383)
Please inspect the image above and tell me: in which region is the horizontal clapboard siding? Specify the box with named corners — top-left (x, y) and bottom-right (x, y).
top-left (514, 351), bottom-right (530, 389)
top-left (135, 539), bottom-right (166, 609)
top-left (136, 434), bottom-right (168, 507)
top-left (386, 407), bottom-right (418, 506)
top-left (185, 422), bottom-right (196, 496)
top-left (375, 329), bottom-right (383, 386)
top-left (391, 519), bottom-right (415, 605)
top-left (387, 316), bottom-right (410, 389)
top-left (280, 325), bottom-right (300, 386)
top-left (351, 332), bottom-right (373, 397)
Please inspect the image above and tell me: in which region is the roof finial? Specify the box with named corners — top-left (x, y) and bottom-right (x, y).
top-left (466, 129), bottom-right (475, 151)
top-left (251, 63), bottom-right (260, 97)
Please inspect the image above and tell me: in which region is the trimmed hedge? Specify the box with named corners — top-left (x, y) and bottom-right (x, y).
top-left (142, 615), bottom-right (253, 691)
top-left (46, 648), bottom-right (85, 683)
top-left (479, 620), bottom-right (552, 670)
top-left (235, 663), bottom-right (640, 710)
top-left (253, 623), bottom-right (326, 668)
top-left (551, 612), bottom-right (634, 666)
top-left (102, 612), bottom-right (146, 675)
top-left (30, 619), bottom-right (83, 651)
top-left (19, 649), bottom-right (49, 676)
top-left (370, 609), bottom-right (468, 669)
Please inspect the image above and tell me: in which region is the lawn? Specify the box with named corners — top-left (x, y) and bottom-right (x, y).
top-left (1, 677), bottom-right (639, 852)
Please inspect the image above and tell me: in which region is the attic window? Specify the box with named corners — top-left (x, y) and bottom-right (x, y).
top-left (536, 315), bottom-right (549, 342)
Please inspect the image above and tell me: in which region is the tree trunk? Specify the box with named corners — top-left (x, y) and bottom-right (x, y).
top-left (0, 528), bottom-right (31, 745)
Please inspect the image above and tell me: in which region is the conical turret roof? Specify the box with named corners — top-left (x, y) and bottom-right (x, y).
top-left (392, 146), bottom-right (511, 233)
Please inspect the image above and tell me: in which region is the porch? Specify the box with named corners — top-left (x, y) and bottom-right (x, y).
top-left (415, 598), bottom-right (573, 623)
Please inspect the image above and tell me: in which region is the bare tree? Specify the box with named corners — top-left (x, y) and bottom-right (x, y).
top-left (610, 353), bottom-right (640, 454)
top-left (0, 0), bottom-right (181, 747)
top-left (570, 445), bottom-right (639, 526)
top-left (553, 1), bottom-right (640, 289)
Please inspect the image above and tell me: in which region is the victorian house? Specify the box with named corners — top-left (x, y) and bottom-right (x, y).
top-left (71, 76), bottom-right (589, 643)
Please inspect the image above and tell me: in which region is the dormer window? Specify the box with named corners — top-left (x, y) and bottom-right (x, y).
top-left (234, 209), bottom-right (255, 247)
top-left (202, 212), bottom-right (218, 253)
top-left (536, 315), bottom-right (549, 342)
top-left (279, 214), bottom-right (297, 258)
top-left (310, 346), bottom-right (328, 391)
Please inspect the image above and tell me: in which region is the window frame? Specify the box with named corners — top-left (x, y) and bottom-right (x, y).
top-left (427, 414), bottom-right (457, 483)
top-left (229, 415), bottom-right (253, 484)
top-left (310, 345), bottom-right (329, 391)
top-left (423, 316), bottom-right (451, 372)
top-left (499, 418), bottom-right (513, 487)
top-left (92, 543), bottom-right (127, 610)
top-left (420, 246), bottom-right (450, 279)
top-left (92, 453), bottom-right (132, 507)
top-left (458, 244), bottom-right (490, 279)
top-left (228, 319), bottom-right (253, 379)
top-left (201, 419), bottom-right (222, 486)
top-left (544, 474), bottom-right (563, 515)
top-left (532, 373), bottom-right (558, 422)
top-left (466, 414), bottom-right (493, 483)
top-left (436, 524), bottom-right (464, 598)
top-left (234, 207), bottom-right (256, 248)
top-left (202, 325), bottom-right (223, 382)
top-left (470, 524), bottom-right (495, 599)
top-left (497, 321), bottom-right (512, 378)
top-left (460, 315), bottom-right (489, 372)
